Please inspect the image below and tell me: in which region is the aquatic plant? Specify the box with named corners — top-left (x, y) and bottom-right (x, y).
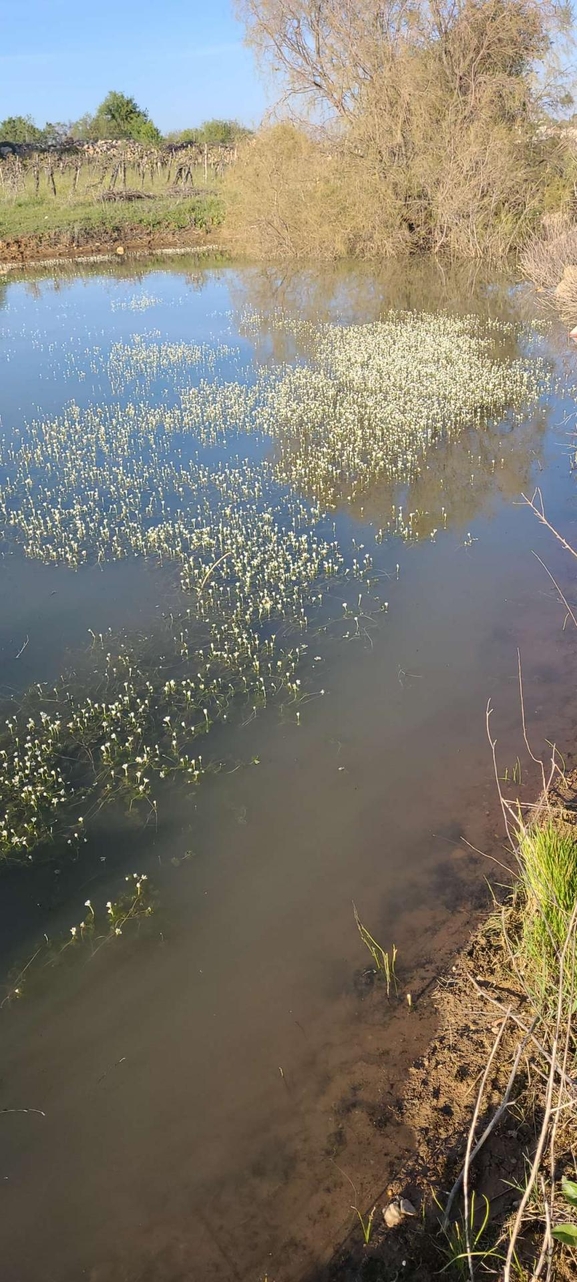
top-left (0, 309), bottom-right (547, 862)
top-left (1, 872), bottom-right (154, 1006)
top-left (0, 312), bottom-right (546, 569)
top-left (106, 334), bottom-right (232, 391)
top-left (110, 293), bottom-right (162, 313)
top-left (353, 903), bottom-right (398, 997)
top-left (252, 312), bottom-right (546, 513)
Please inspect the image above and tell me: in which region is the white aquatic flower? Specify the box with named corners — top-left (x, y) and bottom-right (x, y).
top-left (0, 306), bottom-right (548, 856)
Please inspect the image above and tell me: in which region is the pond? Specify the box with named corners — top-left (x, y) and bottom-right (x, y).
top-left (1, 255), bottom-right (577, 1282)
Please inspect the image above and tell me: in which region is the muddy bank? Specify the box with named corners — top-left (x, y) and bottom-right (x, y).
top-left (317, 769), bottom-right (577, 1282)
top-left (316, 910), bottom-right (525, 1281)
top-left (0, 223), bottom-right (223, 269)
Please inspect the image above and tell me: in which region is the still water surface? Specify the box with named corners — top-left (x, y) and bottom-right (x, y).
top-left (1, 258), bottom-right (577, 1281)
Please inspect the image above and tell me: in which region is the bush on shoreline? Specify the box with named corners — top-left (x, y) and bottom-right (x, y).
top-left (226, 0), bottom-right (576, 260)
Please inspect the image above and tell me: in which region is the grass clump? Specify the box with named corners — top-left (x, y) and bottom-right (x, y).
top-left (439, 1193), bottom-right (498, 1278)
top-left (516, 820), bottom-right (577, 1005)
top-left (353, 903), bottom-right (398, 997)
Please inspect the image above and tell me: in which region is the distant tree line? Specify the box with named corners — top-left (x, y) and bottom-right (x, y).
top-left (165, 119), bottom-right (252, 146)
top-left (0, 116), bottom-right (70, 145)
top-left (0, 92), bottom-right (252, 148)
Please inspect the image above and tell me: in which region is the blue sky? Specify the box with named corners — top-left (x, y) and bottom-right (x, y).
top-left (0, 0), bottom-right (269, 131)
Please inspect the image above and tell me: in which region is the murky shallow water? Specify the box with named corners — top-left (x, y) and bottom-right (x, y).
top-left (1, 257), bottom-right (577, 1281)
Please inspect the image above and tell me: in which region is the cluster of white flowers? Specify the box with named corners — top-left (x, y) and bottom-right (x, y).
top-left (0, 308), bottom-right (546, 860)
top-left (106, 335), bottom-right (232, 391)
top-left (110, 293), bottom-right (162, 313)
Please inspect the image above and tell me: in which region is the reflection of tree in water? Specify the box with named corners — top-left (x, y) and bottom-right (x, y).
top-left (230, 260), bottom-right (553, 541)
top-left (2, 252), bottom-right (231, 302)
top-left (230, 258), bottom-right (529, 364)
top-left (345, 405), bottom-right (548, 540)
top-left (270, 398), bottom-right (549, 544)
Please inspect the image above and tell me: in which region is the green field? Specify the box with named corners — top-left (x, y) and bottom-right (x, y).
top-left (0, 193), bottom-right (223, 241)
top-left (0, 156), bottom-right (225, 245)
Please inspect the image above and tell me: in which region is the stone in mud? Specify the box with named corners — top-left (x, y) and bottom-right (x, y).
top-left (383, 1197), bottom-right (417, 1228)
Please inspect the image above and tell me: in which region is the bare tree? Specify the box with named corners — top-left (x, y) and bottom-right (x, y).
top-left (236, 0), bottom-right (572, 118)
top-left (235, 0), bottom-right (430, 117)
top-left (229, 0), bottom-right (575, 259)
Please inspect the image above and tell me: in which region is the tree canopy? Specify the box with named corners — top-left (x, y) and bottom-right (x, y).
top-left (74, 92), bottom-right (163, 144)
top-left (236, 0), bottom-right (573, 119)
top-left (227, 0), bottom-right (577, 259)
top-left (0, 115), bottom-right (45, 143)
top-left (166, 119), bottom-right (252, 145)
top-left (1, 102), bottom-right (253, 150)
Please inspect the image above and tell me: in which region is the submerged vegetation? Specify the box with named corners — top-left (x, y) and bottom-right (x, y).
top-left (0, 307), bottom-right (546, 863)
top-left (2, 872), bottom-right (155, 1007)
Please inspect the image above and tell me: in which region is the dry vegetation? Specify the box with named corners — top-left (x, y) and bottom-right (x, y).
top-left (226, 0), bottom-right (576, 261)
top-left (521, 213), bottom-right (577, 322)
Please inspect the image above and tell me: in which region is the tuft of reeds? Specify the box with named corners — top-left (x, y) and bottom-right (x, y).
top-left (516, 821), bottom-right (577, 1008)
top-left (353, 903), bottom-right (398, 997)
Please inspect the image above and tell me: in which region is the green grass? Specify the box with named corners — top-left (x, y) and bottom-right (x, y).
top-left (0, 192), bottom-right (224, 241)
top-left (439, 1193), bottom-right (502, 1277)
top-left (516, 820), bottom-right (577, 1005)
top-left (0, 156), bottom-right (225, 243)
top-left (353, 903), bottom-right (398, 997)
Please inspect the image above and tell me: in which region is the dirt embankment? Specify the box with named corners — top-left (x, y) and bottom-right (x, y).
top-left (0, 224), bottom-right (223, 269)
top-left (316, 770), bottom-right (577, 1282)
top-left (314, 922), bottom-right (526, 1281)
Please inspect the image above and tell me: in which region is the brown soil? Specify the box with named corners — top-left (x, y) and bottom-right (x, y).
top-left (302, 920), bottom-right (522, 1281)
top-left (310, 774), bottom-right (577, 1282)
top-left (0, 224), bottom-right (222, 268)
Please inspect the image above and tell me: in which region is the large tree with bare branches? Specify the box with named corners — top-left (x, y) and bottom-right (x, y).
top-left (236, 0), bottom-right (571, 118)
top-left (228, 1), bottom-right (575, 259)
